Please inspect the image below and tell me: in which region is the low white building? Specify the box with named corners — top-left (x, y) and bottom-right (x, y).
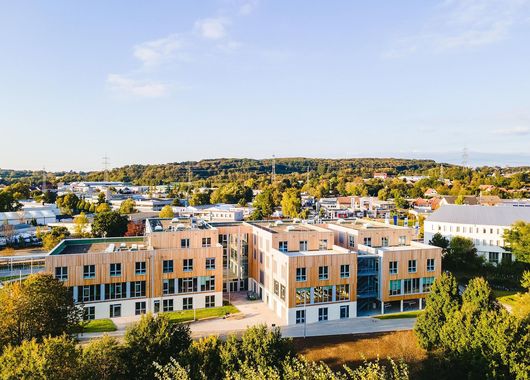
top-left (424, 205), bottom-right (530, 264)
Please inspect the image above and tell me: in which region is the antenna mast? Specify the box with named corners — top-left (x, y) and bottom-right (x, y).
top-left (462, 147), bottom-right (469, 168)
top-left (102, 154), bottom-right (110, 182)
top-left (271, 155), bottom-right (276, 183)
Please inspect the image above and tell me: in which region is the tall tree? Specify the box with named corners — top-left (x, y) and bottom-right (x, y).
top-left (428, 232), bottom-right (449, 254)
top-left (73, 212), bottom-right (89, 237)
top-left (159, 205), bottom-right (175, 218)
top-left (503, 221), bottom-right (530, 263)
top-left (280, 188), bottom-right (301, 218)
top-left (91, 211), bottom-right (128, 237)
top-left (119, 198), bottom-right (136, 214)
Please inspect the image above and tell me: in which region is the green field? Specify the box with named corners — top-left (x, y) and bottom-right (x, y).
top-left (164, 304), bottom-right (239, 323)
top-left (375, 310), bottom-right (423, 320)
top-left (82, 319), bottom-right (117, 333)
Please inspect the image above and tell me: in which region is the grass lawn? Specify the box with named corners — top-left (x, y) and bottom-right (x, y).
top-left (164, 304), bottom-right (240, 323)
top-left (82, 319), bottom-right (117, 333)
top-left (375, 310), bottom-right (423, 320)
top-left (0, 275), bottom-right (23, 282)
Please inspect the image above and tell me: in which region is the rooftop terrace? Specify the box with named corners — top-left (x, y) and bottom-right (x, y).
top-left (249, 221), bottom-right (328, 234)
top-left (48, 237), bottom-right (145, 255)
top-left (146, 218), bottom-right (212, 233)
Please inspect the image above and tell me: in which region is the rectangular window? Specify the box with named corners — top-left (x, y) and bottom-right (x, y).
top-left (399, 236), bottom-right (406, 245)
top-left (183, 259), bottom-right (194, 272)
top-left (319, 239), bottom-right (328, 250)
top-left (348, 235), bottom-right (355, 248)
top-left (163, 260), bottom-right (174, 273)
top-left (200, 276), bottom-right (215, 292)
top-left (259, 270), bottom-right (264, 285)
top-left (163, 279), bottom-right (176, 295)
top-left (381, 237), bottom-right (389, 247)
top-left (314, 286), bottom-right (332, 303)
top-left (206, 257), bottom-right (216, 270)
top-left (318, 266), bottom-right (329, 280)
top-left (179, 277), bottom-right (198, 293)
top-left (404, 278), bottom-right (420, 294)
top-left (83, 265), bottom-right (95, 279)
top-left (109, 304), bottom-right (121, 318)
top-left (181, 238), bottom-right (190, 248)
top-left (131, 281), bottom-right (146, 297)
top-left (105, 282), bottom-right (126, 300)
top-left (427, 258), bottom-right (435, 272)
top-left (296, 267), bottom-right (307, 282)
top-left (318, 307), bottom-right (328, 321)
top-left (202, 237), bottom-right (211, 247)
top-left (336, 284), bottom-right (350, 301)
top-left (296, 309), bottom-right (305, 324)
top-left (489, 252), bottom-right (499, 263)
top-left (163, 299), bottom-right (174, 312)
top-left (280, 285), bottom-right (286, 301)
top-left (135, 301), bottom-right (146, 315)
top-left (340, 264), bottom-right (350, 278)
top-left (79, 285), bottom-right (100, 302)
top-left (422, 277), bottom-right (435, 293)
top-left (110, 263), bottom-right (121, 277)
top-left (135, 261), bottom-right (146, 275)
top-left (389, 280), bottom-right (401, 296)
top-left (299, 240), bottom-right (308, 251)
top-left (279, 241), bottom-right (288, 252)
top-left (363, 237), bottom-right (372, 247)
top-left (84, 306), bottom-right (95, 321)
top-left (408, 260), bottom-right (417, 273)
top-left (55, 266), bottom-right (68, 281)
top-left (154, 300), bottom-right (160, 313)
top-left (205, 295), bottom-right (215, 308)
top-left (389, 261), bottom-right (398, 275)
top-left (183, 297), bottom-right (193, 310)
top-left (274, 280), bottom-right (279, 296)
top-left (340, 305), bottom-right (349, 319)
top-left (295, 288), bottom-right (310, 306)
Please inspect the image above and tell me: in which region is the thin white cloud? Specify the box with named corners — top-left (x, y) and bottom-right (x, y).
top-left (133, 34), bottom-right (183, 66)
top-left (492, 126), bottom-right (530, 136)
top-left (106, 74), bottom-right (169, 98)
top-left (385, 0), bottom-right (529, 57)
top-left (239, 0), bottom-right (259, 15)
top-left (194, 17), bottom-right (229, 40)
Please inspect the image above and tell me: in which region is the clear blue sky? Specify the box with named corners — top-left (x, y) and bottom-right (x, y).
top-left (1, 0), bottom-right (530, 171)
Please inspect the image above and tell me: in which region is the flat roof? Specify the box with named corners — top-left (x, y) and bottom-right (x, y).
top-left (326, 219), bottom-right (410, 231)
top-left (49, 237), bottom-right (146, 255)
top-left (249, 221), bottom-right (329, 234)
top-left (146, 218), bottom-right (212, 232)
top-left (426, 205), bottom-right (530, 226)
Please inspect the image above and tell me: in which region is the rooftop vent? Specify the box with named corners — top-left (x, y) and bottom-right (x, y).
top-left (154, 225), bottom-right (163, 231)
top-left (176, 223), bottom-right (186, 231)
top-left (170, 218), bottom-right (180, 223)
top-left (363, 223), bottom-right (372, 228)
top-left (286, 225), bottom-right (296, 231)
top-left (275, 220), bottom-right (284, 226)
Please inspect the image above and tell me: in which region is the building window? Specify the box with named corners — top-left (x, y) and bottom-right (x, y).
top-left (259, 270), bottom-right (264, 285)
top-left (179, 277), bottom-right (198, 293)
top-left (489, 252), bottom-right (499, 263)
top-left (163, 299), bottom-right (174, 312)
top-left (55, 266), bottom-right (68, 281)
top-left (181, 238), bottom-right (190, 248)
top-left (183, 259), bottom-right (194, 272)
top-left (84, 306), bottom-right (95, 321)
top-left (135, 261), bottom-right (146, 275)
top-left (348, 235), bottom-right (355, 248)
top-left (200, 276), bottom-right (215, 292)
top-left (163, 279), bottom-right (176, 295)
top-left (202, 237), bottom-right (211, 247)
top-left (296, 310), bottom-right (305, 324)
top-left (105, 283), bottom-right (126, 300)
top-left (389, 261), bottom-right (398, 275)
top-left (205, 295), bottom-right (215, 308)
top-left (79, 285), bottom-right (100, 302)
top-left (319, 239), bottom-right (328, 250)
top-left (318, 307), bottom-right (328, 321)
top-left (340, 305), bottom-right (349, 319)
top-left (110, 304), bottom-right (121, 318)
top-left (389, 280), bottom-right (401, 296)
top-left (280, 285), bottom-right (286, 301)
top-left (206, 257), bottom-right (216, 270)
top-left (318, 266), bottom-right (329, 280)
top-left (131, 281), bottom-right (146, 297)
top-left (295, 288), bottom-right (310, 306)
top-left (135, 301), bottom-right (146, 315)
top-left (154, 300), bottom-right (160, 313)
top-left (340, 264), bottom-right (350, 278)
top-left (296, 267), bottom-right (307, 282)
top-left (274, 280), bottom-right (279, 296)
top-left (404, 278), bottom-right (420, 294)
top-left (408, 260), bottom-right (417, 273)
top-left (427, 258), bottom-right (435, 272)
top-left (336, 284), bottom-right (350, 301)
top-left (110, 263), bottom-right (121, 277)
top-left (83, 265), bottom-right (95, 279)
top-left (381, 237), bottom-right (388, 247)
top-left (183, 297), bottom-right (193, 310)
top-left (279, 241), bottom-right (288, 252)
top-left (163, 260), bottom-right (174, 273)
top-left (422, 277), bottom-right (434, 293)
top-left (299, 240), bottom-right (308, 251)
top-left (399, 236), bottom-right (406, 246)
top-left (314, 286), bottom-right (332, 303)
top-left (363, 237), bottom-right (371, 247)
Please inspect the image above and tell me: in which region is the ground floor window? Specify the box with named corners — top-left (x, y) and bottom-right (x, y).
top-left (295, 288), bottom-right (310, 306)
top-left (205, 295), bottom-right (215, 308)
top-left (422, 277), bottom-right (435, 293)
top-left (404, 278), bottom-right (420, 294)
top-left (84, 306), bottom-right (95, 320)
top-left (135, 301), bottom-right (146, 315)
top-left (318, 307), bottom-right (328, 321)
top-left (183, 297), bottom-right (193, 310)
top-left (340, 305), bottom-right (349, 319)
top-left (389, 280), bottom-right (401, 296)
top-left (489, 252), bottom-right (499, 263)
top-left (163, 299), bottom-right (174, 312)
top-left (154, 300), bottom-right (160, 313)
top-left (296, 309), bottom-right (305, 324)
top-left (110, 304), bottom-right (121, 318)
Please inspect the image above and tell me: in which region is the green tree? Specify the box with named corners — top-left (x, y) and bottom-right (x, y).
top-left (91, 211), bottom-right (128, 237)
top-left (444, 236), bottom-right (483, 271)
top-left (250, 189), bottom-right (275, 220)
top-left (154, 358), bottom-right (191, 380)
top-left (521, 271), bottom-right (530, 292)
top-left (159, 205), bottom-right (175, 218)
top-left (119, 198), bottom-right (136, 214)
top-left (38, 226), bottom-right (71, 251)
top-left (95, 203), bottom-right (111, 213)
top-left (0, 274), bottom-right (82, 349)
top-left (186, 335), bottom-right (223, 380)
top-left (189, 192), bottom-right (211, 206)
top-left (73, 212), bottom-right (89, 237)
top-left (97, 192), bottom-right (106, 205)
top-left (414, 272), bottom-right (461, 350)
top-left (124, 313), bottom-right (191, 380)
top-left (80, 335), bottom-right (127, 380)
top-left (503, 221), bottom-right (530, 263)
top-left (56, 193), bottom-right (80, 215)
top-left (428, 232), bottom-right (450, 254)
top-left (280, 188), bottom-right (301, 218)
top-left (89, 203), bottom-right (96, 213)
